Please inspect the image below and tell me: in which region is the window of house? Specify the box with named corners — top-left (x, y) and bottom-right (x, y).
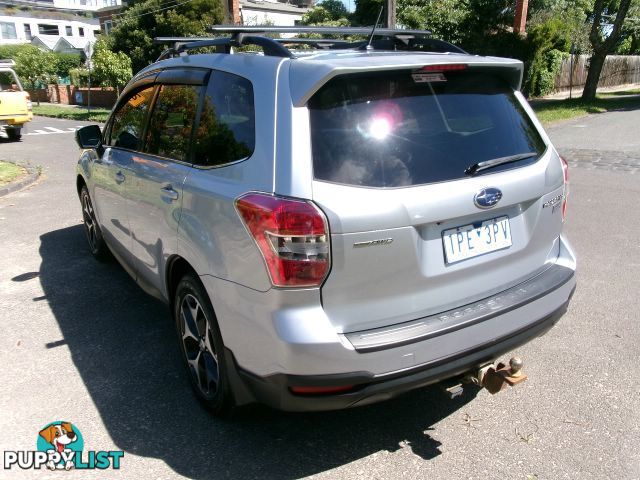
top-left (23, 24), bottom-right (32, 41)
top-left (79, 27), bottom-right (85, 37)
top-left (0, 22), bottom-right (17, 40)
top-left (103, 20), bottom-right (112, 35)
top-left (191, 71), bottom-right (255, 167)
top-left (38, 24), bottom-right (60, 35)
top-left (144, 84), bottom-right (202, 162)
top-left (108, 86), bottom-right (156, 151)
top-left (65, 25), bottom-right (72, 36)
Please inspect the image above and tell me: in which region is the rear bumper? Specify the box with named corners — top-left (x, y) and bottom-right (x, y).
top-left (228, 287), bottom-right (573, 411)
top-left (204, 235), bottom-right (577, 411)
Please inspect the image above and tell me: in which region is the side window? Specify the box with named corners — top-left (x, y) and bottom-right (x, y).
top-left (144, 84), bottom-right (201, 162)
top-left (109, 86), bottom-right (155, 150)
top-left (192, 71), bottom-right (255, 167)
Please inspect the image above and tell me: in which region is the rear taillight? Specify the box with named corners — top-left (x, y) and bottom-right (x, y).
top-left (560, 156), bottom-right (569, 222)
top-left (235, 193), bottom-right (330, 288)
top-left (26, 93), bottom-right (32, 111)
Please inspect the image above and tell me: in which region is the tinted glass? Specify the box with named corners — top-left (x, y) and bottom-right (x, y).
top-left (192, 71), bottom-right (255, 167)
top-left (308, 70), bottom-right (546, 188)
top-left (145, 84), bottom-right (201, 162)
top-left (109, 86), bottom-right (155, 150)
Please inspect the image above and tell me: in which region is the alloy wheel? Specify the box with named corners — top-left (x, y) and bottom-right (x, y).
top-left (179, 293), bottom-right (219, 397)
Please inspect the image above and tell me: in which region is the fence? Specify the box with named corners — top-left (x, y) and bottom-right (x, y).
top-left (554, 55), bottom-right (640, 92)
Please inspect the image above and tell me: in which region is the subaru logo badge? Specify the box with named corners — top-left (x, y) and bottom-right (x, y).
top-left (474, 187), bottom-right (503, 209)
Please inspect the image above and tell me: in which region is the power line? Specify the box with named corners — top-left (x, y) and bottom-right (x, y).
top-left (112, 0), bottom-right (197, 19)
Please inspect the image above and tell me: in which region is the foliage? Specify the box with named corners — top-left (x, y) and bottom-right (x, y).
top-left (14, 45), bottom-right (58, 89)
top-left (397, 0), bottom-right (467, 43)
top-left (0, 45), bottom-right (82, 84)
top-left (110, 0), bottom-right (225, 73)
top-left (583, 0), bottom-right (634, 98)
top-left (53, 53), bottom-right (83, 78)
top-left (91, 38), bottom-right (132, 93)
top-left (0, 162), bottom-right (25, 185)
top-left (352, 0), bottom-right (384, 26)
top-left (310, 0), bottom-right (349, 22)
top-left (522, 17), bottom-right (573, 96)
top-left (69, 67), bottom-right (91, 88)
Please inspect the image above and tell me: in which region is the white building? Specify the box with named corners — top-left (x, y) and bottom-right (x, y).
top-left (0, 13), bottom-right (100, 54)
top-left (240, 0), bottom-right (308, 27)
top-left (53, 0), bottom-right (121, 11)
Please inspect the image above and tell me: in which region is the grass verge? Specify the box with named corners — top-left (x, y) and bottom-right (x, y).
top-left (32, 105), bottom-right (110, 123)
top-left (532, 90), bottom-right (640, 125)
top-left (0, 161), bottom-right (26, 185)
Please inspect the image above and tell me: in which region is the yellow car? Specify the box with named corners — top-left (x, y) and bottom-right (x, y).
top-left (0, 60), bottom-right (33, 141)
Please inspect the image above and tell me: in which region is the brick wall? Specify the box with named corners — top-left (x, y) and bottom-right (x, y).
top-left (72, 87), bottom-right (117, 108)
top-left (40, 84), bottom-right (117, 108)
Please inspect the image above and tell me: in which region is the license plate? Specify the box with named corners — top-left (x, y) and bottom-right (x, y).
top-left (442, 216), bottom-right (512, 264)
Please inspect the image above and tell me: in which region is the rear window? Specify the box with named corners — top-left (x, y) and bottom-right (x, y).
top-left (308, 70), bottom-right (546, 188)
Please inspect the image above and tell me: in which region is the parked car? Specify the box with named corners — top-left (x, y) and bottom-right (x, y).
top-left (75, 27), bottom-right (576, 414)
top-left (0, 59), bottom-right (32, 141)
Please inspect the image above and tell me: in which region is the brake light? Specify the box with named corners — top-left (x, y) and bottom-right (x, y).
top-left (235, 193), bottom-right (330, 287)
top-left (421, 64), bottom-right (467, 72)
top-left (560, 156), bottom-right (569, 222)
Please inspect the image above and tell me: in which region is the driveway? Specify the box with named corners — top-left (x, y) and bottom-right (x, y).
top-left (0, 113), bottom-right (639, 479)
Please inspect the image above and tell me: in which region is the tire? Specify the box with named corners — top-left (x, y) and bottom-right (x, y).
top-left (174, 272), bottom-right (235, 415)
top-left (80, 186), bottom-right (110, 261)
top-left (6, 128), bottom-right (21, 141)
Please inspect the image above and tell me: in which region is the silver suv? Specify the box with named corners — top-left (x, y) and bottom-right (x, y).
top-left (75, 26), bottom-right (576, 414)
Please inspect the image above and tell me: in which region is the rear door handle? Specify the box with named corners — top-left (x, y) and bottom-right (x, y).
top-left (160, 185), bottom-right (179, 201)
top-left (115, 171), bottom-right (125, 184)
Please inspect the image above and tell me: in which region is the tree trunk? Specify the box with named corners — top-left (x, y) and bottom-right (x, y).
top-left (582, 50), bottom-right (607, 100)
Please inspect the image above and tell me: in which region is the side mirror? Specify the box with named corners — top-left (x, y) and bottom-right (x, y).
top-left (75, 125), bottom-right (102, 149)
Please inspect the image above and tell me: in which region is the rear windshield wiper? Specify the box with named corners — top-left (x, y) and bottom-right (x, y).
top-left (464, 152), bottom-right (538, 176)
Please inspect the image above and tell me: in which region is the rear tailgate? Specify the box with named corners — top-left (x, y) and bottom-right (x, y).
top-left (304, 63), bottom-right (566, 334)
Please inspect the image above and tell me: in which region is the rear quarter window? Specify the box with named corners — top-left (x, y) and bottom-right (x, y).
top-left (191, 70), bottom-right (255, 167)
top-left (308, 70), bottom-right (546, 188)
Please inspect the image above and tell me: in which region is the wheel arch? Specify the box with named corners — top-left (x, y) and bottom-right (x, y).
top-left (166, 255), bottom-right (199, 309)
top-left (76, 174), bottom-right (87, 197)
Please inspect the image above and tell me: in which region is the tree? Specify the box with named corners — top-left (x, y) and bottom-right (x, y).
top-left (14, 45), bottom-right (57, 90)
top-left (92, 39), bottom-right (133, 95)
top-left (301, 0), bottom-right (350, 25)
top-left (54, 53), bottom-right (83, 79)
top-left (110, 0), bottom-right (225, 74)
top-left (583, 0), bottom-right (634, 99)
top-left (352, 0), bottom-right (384, 26)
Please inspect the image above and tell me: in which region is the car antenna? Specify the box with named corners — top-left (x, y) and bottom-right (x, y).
top-left (366, 6), bottom-right (384, 50)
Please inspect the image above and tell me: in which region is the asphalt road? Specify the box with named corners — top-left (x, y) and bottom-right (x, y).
top-left (1, 113), bottom-right (639, 480)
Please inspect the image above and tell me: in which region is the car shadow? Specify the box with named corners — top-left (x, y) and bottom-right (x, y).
top-left (36, 224), bottom-right (480, 479)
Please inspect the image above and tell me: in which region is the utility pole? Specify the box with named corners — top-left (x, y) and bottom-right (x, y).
top-left (387, 0), bottom-right (396, 28)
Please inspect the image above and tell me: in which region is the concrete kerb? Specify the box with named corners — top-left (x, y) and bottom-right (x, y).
top-left (0, 159), bottom-right (40, 197)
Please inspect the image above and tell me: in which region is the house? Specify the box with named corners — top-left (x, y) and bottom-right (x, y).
top-left (240, 0), bottom-right (310, 27)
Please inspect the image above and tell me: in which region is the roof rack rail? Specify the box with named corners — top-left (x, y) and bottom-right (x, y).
top-left (207, 25), bottom-right (432, 36)
top-left (154, 33), bottom-right (294, 60)
top-left (154, 25), bottom-right (467, 60)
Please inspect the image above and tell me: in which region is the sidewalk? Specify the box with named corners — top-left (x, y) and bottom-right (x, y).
top-left (539, 82), bottom-right (640, 100)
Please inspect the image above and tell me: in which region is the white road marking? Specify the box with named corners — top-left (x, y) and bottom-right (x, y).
top-left (25, 126), bottom-right (79, 136)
